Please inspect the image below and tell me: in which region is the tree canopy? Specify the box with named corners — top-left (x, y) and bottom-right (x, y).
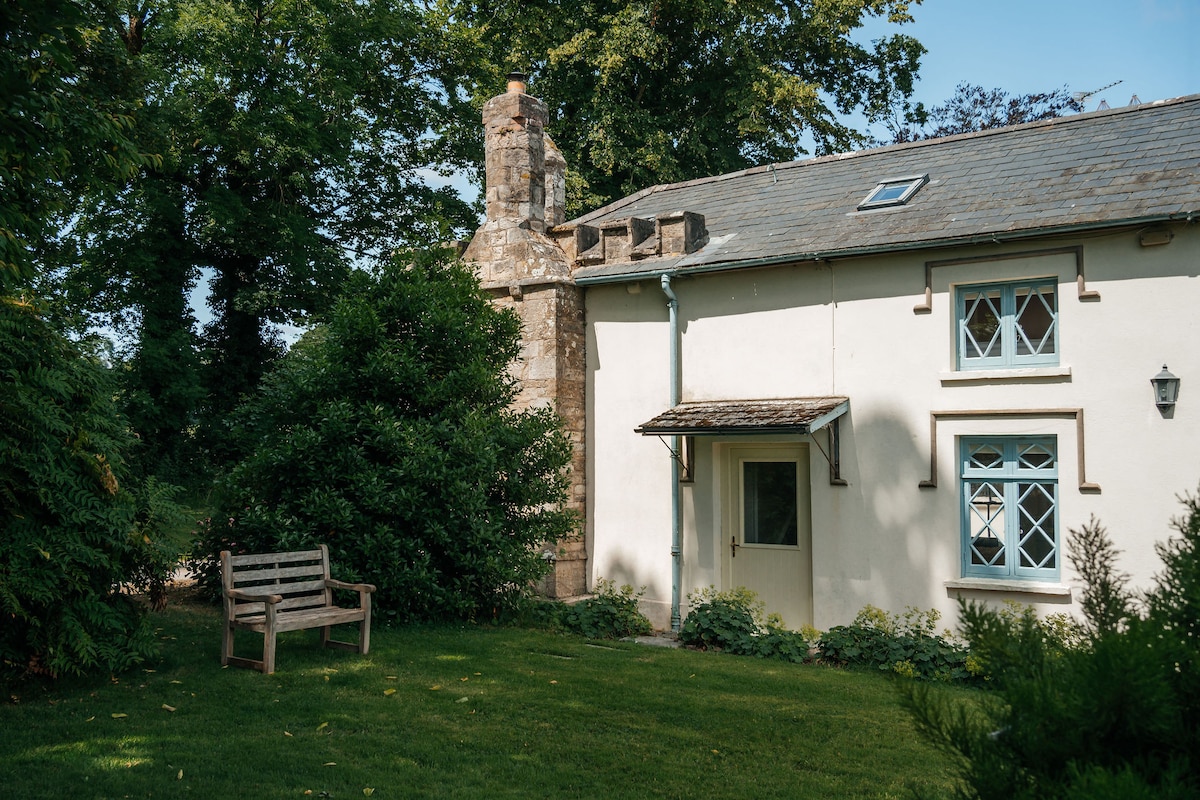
top-left (436, 0), bottom-right (927, 216)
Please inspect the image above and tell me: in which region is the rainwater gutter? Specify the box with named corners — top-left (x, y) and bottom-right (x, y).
top-left (660, 273), bottom-right (683, 632)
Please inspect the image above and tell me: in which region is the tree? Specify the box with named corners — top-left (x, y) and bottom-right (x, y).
top-left (886, 82), bottom-right (1084, 144)
top-left (193, 249), bottom-right (577, 622)
top-left (1, 0), bottom-right (144, 291)
top-left (51, 0), bottom-right (481, 478)
top-left (434, 0), bottom-right (926, 216)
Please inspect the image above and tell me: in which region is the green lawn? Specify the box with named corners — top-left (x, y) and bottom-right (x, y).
top-left (2, 597), bottom-right (963, 799)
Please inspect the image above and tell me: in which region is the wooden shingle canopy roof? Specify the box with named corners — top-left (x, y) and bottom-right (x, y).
top-left (570, 94), bottom-right (1200, 284)
top-left (636, 397), bottom-right (849, 436)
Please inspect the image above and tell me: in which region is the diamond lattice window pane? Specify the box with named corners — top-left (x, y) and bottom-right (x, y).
top-left (1015, 286), bottom-right (1056, 357)
top-left (1018, 442), bottom-right (1057, 471)
top-left (963, 291), bottom-right (1003, 359)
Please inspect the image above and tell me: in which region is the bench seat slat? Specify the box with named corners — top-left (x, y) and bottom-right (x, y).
top-left (231, 606), bottom-right (368, 633)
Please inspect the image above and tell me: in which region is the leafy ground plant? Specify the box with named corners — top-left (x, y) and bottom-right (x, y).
top-left (679, 587), bottom-right (816, 662)
top-left (0, 592), bottom-right (963, 799)
top-left (554, 578), bottom-right (653, 639)
top-left (818, 605), bottom-right (975, 683)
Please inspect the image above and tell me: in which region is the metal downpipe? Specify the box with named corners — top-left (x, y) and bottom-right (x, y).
top-left (660, 274), bottom-right (682, 632)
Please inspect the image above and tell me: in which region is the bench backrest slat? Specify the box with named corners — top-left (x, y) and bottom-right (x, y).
top-left (230, 593), bottom-right (332, 618)
top-left (231, 563), bottom-right (326, 584)
top-left (228, 549), bottom-right (325, 567)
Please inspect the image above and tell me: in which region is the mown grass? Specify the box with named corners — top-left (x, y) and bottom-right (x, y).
top-left (2, 595), bottom-right (964, 799)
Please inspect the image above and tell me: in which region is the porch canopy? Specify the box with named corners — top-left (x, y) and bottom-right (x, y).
top-left (635, 397), bottom-right (849, 436)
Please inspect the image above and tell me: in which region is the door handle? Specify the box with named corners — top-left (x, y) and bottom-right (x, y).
top-left (730, 535), bottom-right (739, 558)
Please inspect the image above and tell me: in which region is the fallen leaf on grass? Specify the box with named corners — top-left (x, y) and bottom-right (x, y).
top-left (456, 696), bottom-right (469, 704)
top-left (459, 676), bottom-right (469, 682)
top-left (385, 676), bottom-right (397, 680)
top-left (177, 769), bottom-right (183, 780)
top-left (549, 680), bottom-right (558, 685)
top-left (323, 762), bottom-right (337, 767)
top-left (284, 731), bottom-right (293, 737)
top-left (383, 688), bottom-right (397, 696)
top-left (111, 713), bottom-right (128, 719)
top-left (363, 789), bottom-right (375, 796)
top-left (170, 680), bottom-right (183, 685)
top-left (85, 716), bottom-right (95, 722)
top-left (162, 704), bottom-right (176, 712)
top-left (316, 722), bottom-right (329, 732)
top-left (429, 684), bottom-right (442, 691)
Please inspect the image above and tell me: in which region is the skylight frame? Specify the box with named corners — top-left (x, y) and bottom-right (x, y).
top-left (857, 173), bottom-right (929, 210)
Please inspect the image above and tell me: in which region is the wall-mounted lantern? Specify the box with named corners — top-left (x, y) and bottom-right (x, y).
top-left (1151, 365), bottom-right (1180, 412)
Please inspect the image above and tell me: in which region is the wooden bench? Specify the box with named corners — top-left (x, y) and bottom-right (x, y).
top-left (220, 546), bottom-right (375, 674)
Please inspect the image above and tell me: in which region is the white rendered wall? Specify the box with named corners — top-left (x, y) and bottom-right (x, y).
top-left (584, 224), bottom-right (1200, 631)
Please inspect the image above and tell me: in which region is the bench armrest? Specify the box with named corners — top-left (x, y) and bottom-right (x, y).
top-left (325, 579), bottom-right (376, 593)
top-left (226, 588), bottom-right (283, 604)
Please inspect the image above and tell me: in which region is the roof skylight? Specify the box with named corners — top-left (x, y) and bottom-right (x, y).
top-left (858, 174), bottom-right (928, 210)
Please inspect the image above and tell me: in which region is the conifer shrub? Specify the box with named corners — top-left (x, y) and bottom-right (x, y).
top-left (193, 249), bottom-right (577, 622)
top-left (904, 504), bottom-right (1200, 799)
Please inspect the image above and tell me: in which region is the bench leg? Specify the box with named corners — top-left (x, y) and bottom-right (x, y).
top-left (360, 595), bottom-right (371, 655)
top-left (320, 625), bottom-right (331, 648)
top-left (221, 620), bottom-right (234, 666)
top-left (263, 627), bottom-right (277, 674)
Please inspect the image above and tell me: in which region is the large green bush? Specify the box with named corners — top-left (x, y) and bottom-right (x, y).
top-left (194, 250), bottom-right (577, 622)
top-left (906, 505), bottom-right (1200, 798)
top-left (1, 296), bottom-right (157, 680)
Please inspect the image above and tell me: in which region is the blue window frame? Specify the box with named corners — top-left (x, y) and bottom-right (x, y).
top-left (961, 437), bottom-right (1058, 581)
top-left (957, 279), bottom-right (1058, 370)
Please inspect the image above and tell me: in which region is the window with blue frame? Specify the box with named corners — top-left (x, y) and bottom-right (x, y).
top-left (957, 279), bottom-right (1058, 370)
top-left (961, 437), bottom-right (1058, 581)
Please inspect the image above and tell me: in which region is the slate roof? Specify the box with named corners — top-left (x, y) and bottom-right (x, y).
top-left (571, 94), bottom-right (1200, 284)
top-left (636, 397), bottom-right (849, 436)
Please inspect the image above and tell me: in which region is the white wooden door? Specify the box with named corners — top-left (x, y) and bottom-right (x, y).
top-left (723, 444), bottom-right (813, 629)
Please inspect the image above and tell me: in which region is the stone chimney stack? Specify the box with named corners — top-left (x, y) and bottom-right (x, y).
top-left (483, 72), bottom-right (548, 232)
top-left (461, 76), bottom-right (587, 600)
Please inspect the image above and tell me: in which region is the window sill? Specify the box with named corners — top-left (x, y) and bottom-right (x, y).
top-left (940, 366), bottom-right (1071, 384)
top-left (945, 578), bottom-right (1072, 597)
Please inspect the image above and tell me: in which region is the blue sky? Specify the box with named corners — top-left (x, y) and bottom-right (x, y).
top-left (877, 0), bottom-right (1198, 114)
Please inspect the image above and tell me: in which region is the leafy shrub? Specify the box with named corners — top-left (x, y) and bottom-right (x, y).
top-left (192, 250), bottom-right (577, 622)
top-left (679, 587), bottom-right (817, 663)
top-left (556, 579), bottom-right (652, 639)
top-left (904, 505), bottom-right (1200, 798)
top-left (818, 605), bottom-right (973, 682)
top-left (679, 586), bottom-right (762, 651)
top-left (1, 296), bottom-right (157, 681)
